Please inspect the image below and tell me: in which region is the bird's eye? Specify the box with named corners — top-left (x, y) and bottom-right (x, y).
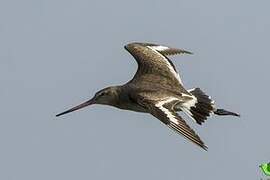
top-left (99, 92), bottom-right (106, 97)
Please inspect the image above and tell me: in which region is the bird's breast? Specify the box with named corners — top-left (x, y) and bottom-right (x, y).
top-left (116, 101), bottom-right (148, 113)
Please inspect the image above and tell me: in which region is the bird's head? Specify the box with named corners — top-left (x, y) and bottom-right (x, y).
top-left (56, 86), bottom-right (120, 117)
top-left (92, 86), bottom-right (120, 105)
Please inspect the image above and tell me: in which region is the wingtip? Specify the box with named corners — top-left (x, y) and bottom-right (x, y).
top-left (214, 109), bottom-right (240, 117)
top-left (185, 50), bottom-right (193, 55)
top-left (231, 111), bottom-right (240, 117)
top-left (202, 145), bottom-right (208, 151)
top-left (199, 143), bottom-right (208, 151)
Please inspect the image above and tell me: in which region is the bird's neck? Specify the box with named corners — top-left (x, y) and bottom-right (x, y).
top-left (107, 85), bottom-right (123, 107)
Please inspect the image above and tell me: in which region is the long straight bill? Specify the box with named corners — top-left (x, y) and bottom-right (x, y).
top-left (56, 99), bottom-right (94, 117)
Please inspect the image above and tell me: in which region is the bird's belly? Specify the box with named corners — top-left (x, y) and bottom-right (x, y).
top-left (117, 102), bottom-right (148, 113)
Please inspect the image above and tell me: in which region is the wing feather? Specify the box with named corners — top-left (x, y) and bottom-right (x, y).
top-left (124, 42), bottom-right (191, 87)
top-left (155, 100), bottom-right (207, 150)
top-left (136, 95), bottom-right (207, 150)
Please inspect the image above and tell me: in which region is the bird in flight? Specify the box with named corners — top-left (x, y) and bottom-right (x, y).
top-left (56, 42), bottom-right (240, 150)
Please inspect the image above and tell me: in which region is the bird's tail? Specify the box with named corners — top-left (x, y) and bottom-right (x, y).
top-left (184, 88), bottom-right (215, 125)
top-left (182, 88), bottom-right (240, 125)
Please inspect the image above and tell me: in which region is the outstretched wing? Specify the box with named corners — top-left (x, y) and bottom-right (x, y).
top-left (125, 42), bottom-right (192, 88)
top-left (136, 42), bottom-right (193, 56)
top-left (136, 95), bottom-right (207, 150)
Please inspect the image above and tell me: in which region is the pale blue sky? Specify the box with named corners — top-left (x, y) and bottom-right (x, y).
top-left (1, 0), bottom-right (270, 179)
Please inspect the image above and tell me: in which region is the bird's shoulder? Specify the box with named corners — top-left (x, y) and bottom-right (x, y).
top-left (126, 75), bottom-right (188, 95)
top-left (122, 84), bottom-right (189, 106)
